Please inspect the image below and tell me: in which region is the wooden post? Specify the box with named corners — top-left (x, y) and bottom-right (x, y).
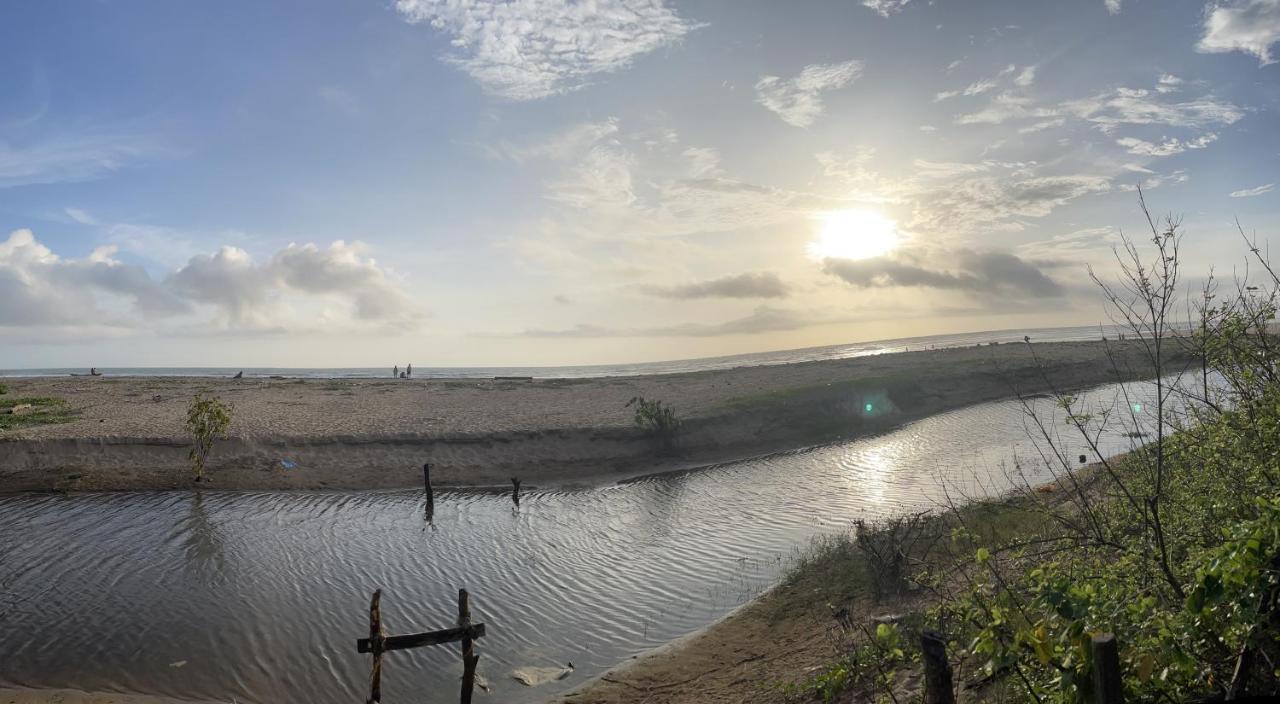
top-left (423, 463), bottom-right (434, 516)
top-left (1091, 633), bottom-right (1123, 704)
top-left (458, 589), bottom-right (478, 704)
top-left (921, 630), bottom-right (955, 704)
top-left (511, 477), bottom-right (521, 506)
top-left (367, 590), bottom-right (385, 704)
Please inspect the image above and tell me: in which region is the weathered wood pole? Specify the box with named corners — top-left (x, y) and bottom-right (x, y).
top-left (1091, 633), bottom-right (1123, 704)
top-left (458, 588), bottom-right (478, 704)
top-left (423, 463), bottom-right (434, 515)
top-left (511, 477), bottom-right (521, 506)
top-left (920, 630), bottom-right (955, 704)
top-left (367, 589), bottom-right (385, 704)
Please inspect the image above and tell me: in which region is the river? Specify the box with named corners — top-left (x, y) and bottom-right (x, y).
top-left (0, 378), bottom-right (1168, 703)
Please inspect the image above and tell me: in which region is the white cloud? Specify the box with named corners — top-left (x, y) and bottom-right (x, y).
top-left (1018, 118), bottom-right (1066, 134)
top-left (1064, 86), bottom-right (1245, 131)
top-left (1105, 0), bottom-right (1122, 14)
top-left (1230, 183), bottom-right (1275, 197)
top-left (755, 60), bottom-right (864, 127)
top-left (0, 229), bottom-right (422, 336)
top-left (1197, 0), bottom-right (1280, 65)
top-left (935, 79), bottom-right (998, 102)
top-left (861, 0), bottom-right (912, 17)
top-left (0, 132), bottom-right (163, 188)
top-left (1156, 74), bottom-right (1183, 93)
top-left (955, 92), bottom-right (1059, 124)
top-left (0, 229), bottom-right (187, 328)
top-left (1115, 132), bottom-right (1218, 156)
top-left (1118, 169), bottom-right (1189, 192)
top-left (1014, 65), bottom-right (1037, 87)
top-left (394, 0), bottom-right (700, 100)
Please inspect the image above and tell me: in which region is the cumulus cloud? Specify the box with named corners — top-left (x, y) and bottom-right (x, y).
top-left (640, 272), bottom-right (789, 299)
top-left (0, 229), bottom-right (421, 336)
top-left (861, 0), bottom-right (912, 17)
top-left (823, 249), bottom-right (1063, 298)
top-left (1230, 183), bottom-right (1275, 197)
top-left (1115, 132), bottom-right (1218, 156)
top-left (1105, 0), bottom-right (1122, 14)
top-left (1197, 0), bottom-right (1280, 65)
top-left (0, 229), bottom-right (187, 327)
top-left (394, 0), bottom-right (700, 100)
top-left (755, 60), bottom-right (864, 127)
top-left (169, 240), bottom-right (421, 330)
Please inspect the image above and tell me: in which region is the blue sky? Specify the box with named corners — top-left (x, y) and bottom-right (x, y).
top-left (1, 0), bottom-right (1278, 367)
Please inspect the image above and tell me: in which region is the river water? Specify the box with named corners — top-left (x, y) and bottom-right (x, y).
top-left (0, 380), bottom-right (1167, 703)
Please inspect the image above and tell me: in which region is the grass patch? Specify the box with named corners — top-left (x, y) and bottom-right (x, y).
top-left (0, 396), bottom-right (77, 431)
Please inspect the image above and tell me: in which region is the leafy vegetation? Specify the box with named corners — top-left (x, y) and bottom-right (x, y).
top-left (781, 199), bottom-right (1280, 702)
top-left (0, 382), bottom-right (7, 395)
top-left (0, 396), bottom-right (76, 431)
top-left (186, 394), bottom-right (233, 482)
top-left (626, 396), bottom-right (682, 450)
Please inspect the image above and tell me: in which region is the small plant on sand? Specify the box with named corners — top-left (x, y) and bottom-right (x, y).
top-left (626, 396), bottom-right (682, 450)
top-left (186, 394), bottom-right (232, 482)
top-left (0, 383), bottom-right (7, 395)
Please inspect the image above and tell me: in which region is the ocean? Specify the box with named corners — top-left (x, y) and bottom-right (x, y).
top-left (1, 323), bottom-right (1124, 379)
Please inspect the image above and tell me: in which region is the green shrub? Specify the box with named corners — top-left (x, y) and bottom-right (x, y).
top-left (186, 394), bottom-right (232, 482)
top-left (626, 396), bottom-right (681, 450)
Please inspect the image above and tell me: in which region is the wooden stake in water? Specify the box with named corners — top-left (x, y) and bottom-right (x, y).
top-left (511, 477), bottom-right (521, 507)
top-left (423, 463), bottom-right (434, 517)
top-left (458, 589), bottom-right (479, 704)
top-left (366, 590), bottom-right (385, 704)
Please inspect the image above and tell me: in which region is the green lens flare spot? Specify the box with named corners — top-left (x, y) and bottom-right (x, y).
top-left (1133, 403), bottom-right (1144, 412)
top-left (865, 403), bottom-right (874, 412)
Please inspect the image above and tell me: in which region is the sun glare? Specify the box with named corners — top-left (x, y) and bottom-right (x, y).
top-left (807, 209), bottom-right (900, 261)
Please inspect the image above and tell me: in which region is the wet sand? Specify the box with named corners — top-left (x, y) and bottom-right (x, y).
top-left (0, 340), bottom-right (1174, 493)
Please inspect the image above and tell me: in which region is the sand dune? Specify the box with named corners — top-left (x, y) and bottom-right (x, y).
top-left (0, 340), bottom-right (1177, 493)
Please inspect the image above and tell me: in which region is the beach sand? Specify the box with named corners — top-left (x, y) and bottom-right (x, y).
top-left (0, 340), bottom-right (1172, 494)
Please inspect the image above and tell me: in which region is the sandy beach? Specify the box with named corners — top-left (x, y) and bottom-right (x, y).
top-left (0, 340), bottom-right (1172, 493)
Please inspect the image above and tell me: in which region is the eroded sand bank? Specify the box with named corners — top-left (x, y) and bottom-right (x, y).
top-left (0, 340), bottom-right (1169, 493)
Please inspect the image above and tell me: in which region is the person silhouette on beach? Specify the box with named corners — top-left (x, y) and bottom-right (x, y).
top-left (393, 365), bottom-right (399, 378)
top-left (407, 363), bottom-right (412, 378)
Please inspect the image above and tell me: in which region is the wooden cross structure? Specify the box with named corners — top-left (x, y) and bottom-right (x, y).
top-left (356, 588), bottom-right (486, 703)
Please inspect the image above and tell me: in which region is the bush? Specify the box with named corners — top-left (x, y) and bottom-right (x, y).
top-left (626, 396), bottom-right (681, 450)
top-left (186, 395), bottom-right (232, 482)
top-left (0, 383), bottom-right (7, 395)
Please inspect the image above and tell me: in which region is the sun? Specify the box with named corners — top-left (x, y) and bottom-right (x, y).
top-left (807, 209), bottom-right (900, 261)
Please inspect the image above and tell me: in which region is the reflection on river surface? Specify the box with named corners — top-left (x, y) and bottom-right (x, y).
top-left (0, 380), bottom-right (1166, 703)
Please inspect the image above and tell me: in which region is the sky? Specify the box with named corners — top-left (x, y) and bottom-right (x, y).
top-left (1, 0), bottom-right (1278, 368)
